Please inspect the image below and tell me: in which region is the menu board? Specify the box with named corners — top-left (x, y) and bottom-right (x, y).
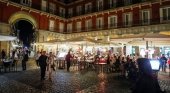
top-left (150, 59), bottom-right (160, 71)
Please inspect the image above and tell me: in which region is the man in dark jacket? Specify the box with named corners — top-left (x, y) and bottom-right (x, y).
top-left (38, 51), bottom-right (47, 81)
top-left (22, 51), bottom-right (29, 70)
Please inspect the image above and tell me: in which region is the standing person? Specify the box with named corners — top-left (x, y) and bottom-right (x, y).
top-left (65, 51), bottom-right (72, 72)
top-left (1, 49), bottom-right (6, 59)
top-left (160, 54), bottom-right (167, 72)
top-left (47, 52), bottom-right (55, 81)
top-left (35, 51), bottom-right (41, 67)
top-left (132, 58), bottom-right (165, 93)
top-left (22, 51), bottom-right (29, 70)
top-left (12, 49), bottom-right (16, 59)
top-left (38, 51), bottom-right (48, 81)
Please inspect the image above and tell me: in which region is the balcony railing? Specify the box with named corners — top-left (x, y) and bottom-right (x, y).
top-left (38, 17), bottom-right (170, 34)
top-left (8, 0), bottom-right (154, 18)
top-left (62, 17), bottom-right (170, 34)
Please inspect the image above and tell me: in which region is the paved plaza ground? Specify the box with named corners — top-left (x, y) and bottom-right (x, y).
top-left (0, 59), bottom-right (170, 93)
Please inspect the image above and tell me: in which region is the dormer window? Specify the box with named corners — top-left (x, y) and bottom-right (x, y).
top-left (20, 0), bottom-right (32, 7)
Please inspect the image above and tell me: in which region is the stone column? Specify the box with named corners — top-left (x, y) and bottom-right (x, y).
top-left (146, 41), bottom-right (149, 58)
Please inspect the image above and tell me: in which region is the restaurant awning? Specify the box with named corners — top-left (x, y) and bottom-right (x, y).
top-left (110, 33), bottom-right (170, 46)
top-left (0, 35), bottom-right (17, 41)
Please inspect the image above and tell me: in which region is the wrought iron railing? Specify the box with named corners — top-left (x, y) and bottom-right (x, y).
top-left (62, 17), bottom-right (170, 34)
top-left (8, 0), bottom-right (155, 18)
top-left (40, 17), bottom-right (170, 34)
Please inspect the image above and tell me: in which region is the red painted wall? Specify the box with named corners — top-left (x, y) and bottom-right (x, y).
top-left (2, 5), bottom-right (20, 23)
top-left (92, 15), bottom-right (96, 30)
top-left (133, 7), bottom-right (140, 26)
top-left (0, 0), bottom-right (170, 34)
top-left (103, 13), bottom-right (108, 29)
top-left (152, 3), bottom-right (160, 24)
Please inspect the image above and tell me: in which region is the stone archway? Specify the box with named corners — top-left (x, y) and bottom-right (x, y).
top-left (8, 11), bottom-right (37, 28)
top-left (8, 11), bottom-right (38, 48)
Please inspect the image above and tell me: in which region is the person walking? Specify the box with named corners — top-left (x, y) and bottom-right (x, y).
top-left (22, 51), bottom-right (29, 71)
top-left (160, 54), bottom-right (167, 72)
top-left (1, 49), bottom-right (6, 59)
top-left (35, 51), bottom-right (41, 67)
top-left (65, 51), bottom-right (72, 72)
top-left (47, 52), bottom-right (55, 81)
top-left (38, 51), bottom-right (48, 81)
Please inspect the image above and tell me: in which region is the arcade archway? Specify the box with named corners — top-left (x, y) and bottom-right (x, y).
top-left (8, 11), bottom-right (37, 47)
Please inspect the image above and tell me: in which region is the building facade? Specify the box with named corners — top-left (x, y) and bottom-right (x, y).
top-left (0, 0), bottom-right (170, 55)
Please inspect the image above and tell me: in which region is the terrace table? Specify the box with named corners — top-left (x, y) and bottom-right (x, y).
top-left (95, 62), bottom-right (107, 73)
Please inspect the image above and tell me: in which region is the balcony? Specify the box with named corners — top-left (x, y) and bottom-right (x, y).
top-left (7, 0), bottom-right (156, 18)
top-left (63, 17), bottom-right (169, 34)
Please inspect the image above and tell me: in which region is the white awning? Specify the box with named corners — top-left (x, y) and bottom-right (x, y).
top-left (0, 35), bottom-right (17, 41)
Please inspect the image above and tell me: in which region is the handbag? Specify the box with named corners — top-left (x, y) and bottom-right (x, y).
top-left (51, 64), bottom-right (55, 71)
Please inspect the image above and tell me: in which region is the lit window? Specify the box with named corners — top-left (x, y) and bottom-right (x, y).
top-left (124, 13), bottom-right (132, 26)
top-left (141, 10), bottom-right (150, 25)
top-left (108, 15), bottom-right (117, 28)
top-left (85, 19), bottom-right (92, 31)
top-left (67, 23), bottom-right (72, 33)
top-left (96, 17), bottom-right (103, 29)
top-left (76, 21), bottom-right (81, 32)
top-left (41, 0), bottom-right (47, 11)
top-left (59, 23), bottom-right (64, 32)
top-left (160, 7), bottom-right (170, 22)
top-left (49, 20), bottom-right (55, 31)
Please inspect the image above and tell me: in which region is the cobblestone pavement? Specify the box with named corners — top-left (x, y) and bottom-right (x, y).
top-left (158, 71), bottom-right (170, 93)
top-left (0, 59), bottom-right (169, 93)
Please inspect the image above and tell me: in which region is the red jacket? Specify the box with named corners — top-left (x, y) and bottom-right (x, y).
top-left (168, 59), bottom-right (170, 65)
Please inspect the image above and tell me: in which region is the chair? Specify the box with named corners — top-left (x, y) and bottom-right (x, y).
top-left (3, 59), bottom-right (13, 72)
top-left (0, 62), bottom-right (3, 73)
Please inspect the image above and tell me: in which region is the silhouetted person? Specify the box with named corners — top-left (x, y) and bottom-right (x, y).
top-left (127, 59), bottom-right (137, 82)
top-left (12, 49), bottom-right (16, 59)
top-left (65, 51), bottom-right (72, 72)
top-left (132, 58), bottom-right (165, 93)
top-left (1, 49), bottom-right (6, 59)
top-left (22, 51), bottom-right (28, 70)
top-left (38, 51), bottom-right (47, 81)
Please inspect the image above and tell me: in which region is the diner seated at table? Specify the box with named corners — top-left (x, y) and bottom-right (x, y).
top-left (2, 57), bottom-right (13, 72)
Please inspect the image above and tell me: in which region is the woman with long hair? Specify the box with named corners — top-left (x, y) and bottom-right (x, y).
top-left (47, 52), bottom-right (55, 81)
